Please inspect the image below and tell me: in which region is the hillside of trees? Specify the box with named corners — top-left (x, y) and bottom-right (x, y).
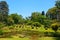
top-left (0, 0), bottom-right (60, 38)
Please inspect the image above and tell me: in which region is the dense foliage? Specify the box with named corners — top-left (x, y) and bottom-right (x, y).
top-left (0, 0), bottom-right (60, 38)
top-left (0, 0), bottom-right (59, 31)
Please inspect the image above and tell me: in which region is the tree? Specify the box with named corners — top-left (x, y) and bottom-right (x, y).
top-left (31, 12), bottom-right (46, 24)
top-left (46, 0), bottom-right (60, 20)
top-left (6, 16), bottom-right (14, 26)
top-left (9, 13), bottom-right (23, 24)
top-left (41, 11), bottom-right (45, 15)
top-left (46, 7), bottom-right (58, 19)
top-left (31, 12), bottom-right (41, 22)
top-left (0, 1), bottom-right (9, 22)
top-left (46, 7), bottom-right (58, 14)
top-left (55, 0), bottom-right (60, 8)
top-left (44, 20), bottom-right (51, 30)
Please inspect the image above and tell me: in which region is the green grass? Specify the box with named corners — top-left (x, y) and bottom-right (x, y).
top-left (0, 37), bottom-right (60, 40)
top-left (0, 37), bottom-right (29, 40)
top-left (39, 37), bottom-right (55, 40)
top-left (1, 25), bottom-right (60, 40)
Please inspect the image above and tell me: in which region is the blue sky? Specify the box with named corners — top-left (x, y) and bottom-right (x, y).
top-left (0, 0), bottom-right (56, 18)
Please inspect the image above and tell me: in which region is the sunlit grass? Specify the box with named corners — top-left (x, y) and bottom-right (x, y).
top-left (0, 37), bottom-right (59, 40)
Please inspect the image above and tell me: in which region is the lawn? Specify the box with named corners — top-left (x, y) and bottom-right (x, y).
top-left (0, 37), bottom-right (29, 40)
top-left (0, 37), bottom-right (60, 40)
top-left (0, 25), bottom-right (60, 40)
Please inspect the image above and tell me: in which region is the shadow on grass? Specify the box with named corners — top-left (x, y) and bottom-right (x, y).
top-left (55, 37), bottom-right (60, 40)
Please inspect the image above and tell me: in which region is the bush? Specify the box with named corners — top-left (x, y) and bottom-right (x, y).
top-left (0, 30), bottom-right (4, 35)
top-left (51, 23), bottom-right (60, 32)
top-left (32, 22), bottom-right (41, 29)
top-left (0, 23), bottom-right (5, 29)
top-left (26, 21), bottom-right (32, 25)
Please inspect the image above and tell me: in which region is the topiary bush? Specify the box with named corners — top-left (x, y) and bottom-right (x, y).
top-left (51, 23), bottom-right (60, 32)
top-left (32, 22), bottom-right (41, 29)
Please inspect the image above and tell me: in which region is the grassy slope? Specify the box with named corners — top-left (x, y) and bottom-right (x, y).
top-left (0, 37), bottom-right (60, 40)
top-left (1, 25), bottom-right (60, 40)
